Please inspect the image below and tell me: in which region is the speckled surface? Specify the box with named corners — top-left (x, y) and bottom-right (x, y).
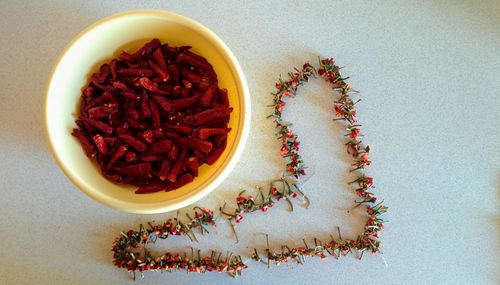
top-left (1, 1), bottom-right (499, 284)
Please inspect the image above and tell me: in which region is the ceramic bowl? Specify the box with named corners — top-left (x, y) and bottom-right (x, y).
top-left (45, 10), bottom-right (250, 214)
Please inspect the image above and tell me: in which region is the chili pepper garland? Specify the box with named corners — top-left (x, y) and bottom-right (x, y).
top-left (112, 57), bottom-right (387, 278)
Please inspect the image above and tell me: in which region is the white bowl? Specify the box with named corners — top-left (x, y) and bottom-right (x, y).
top-left (45, 10), bottom-right (250, 214)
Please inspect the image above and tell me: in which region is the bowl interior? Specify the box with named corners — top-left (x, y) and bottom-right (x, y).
top-left (46, 11), bottom-right (247, 213)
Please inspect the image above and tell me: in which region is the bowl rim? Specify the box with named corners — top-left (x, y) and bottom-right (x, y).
top-left (44, 9), bottom-right (251, 214)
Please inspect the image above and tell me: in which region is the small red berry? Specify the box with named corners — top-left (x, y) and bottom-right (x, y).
top-left (349, 128), bottom-right (360, 138)
top-left (200, 207), bottom-right (213, 216)
top-left (334, 104), bottom-right (344, 116)
top-left (366, 177), bottom-right (373, 185)
top-left (234, 214), bottom-right (243, 223)
top-left (360, 153), bottom-right (370, 162)
top-left (236, 195), bottom-right (247, 204)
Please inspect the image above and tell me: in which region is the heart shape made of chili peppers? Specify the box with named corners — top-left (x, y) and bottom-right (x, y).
top-left (111, 57), bottom-right (387, 278)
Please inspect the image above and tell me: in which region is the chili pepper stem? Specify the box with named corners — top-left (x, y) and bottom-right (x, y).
top-left (229, 221), bottom-right (239, 243)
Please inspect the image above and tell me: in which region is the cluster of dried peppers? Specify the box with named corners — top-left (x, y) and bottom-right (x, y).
top-left (112, 57), bottom-right (387, 278)
top-left (72, 39), bottom-right (232, 194)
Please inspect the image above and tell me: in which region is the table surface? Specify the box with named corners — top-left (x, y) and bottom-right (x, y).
top-left (1, 1), bottom-right (499, 284)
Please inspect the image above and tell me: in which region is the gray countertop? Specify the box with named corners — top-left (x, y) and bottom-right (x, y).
top-left (1, 1), bottom-right (499, 284)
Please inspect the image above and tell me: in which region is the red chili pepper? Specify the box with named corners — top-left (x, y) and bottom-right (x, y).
top-left (140, 91), bottom-right (151, 118)
top-left (116, 68), bottom-right (155, 78)
top-left (87, 105), bottom-right (117, 119)
top-left (200, 81), bottom-right (218, 106)
top-left (167, 64), bottom-right (179, 82)
top-left (168, 143), bottom-right (180, 160)
top-left (219, 88), bottom-right (229, 107)
top-left (185, 156), bottom-right (200, 176)
top-left (104, 173), bottom-right (122, 183)
top-left (176, 52), bottom-right (187, 63)
top-left (197, 117), bottom-right (227, 129)
top-left (198, 128), bottom-right (231, 140)
top-left (139, 77), bottom-right (169, 95)
top-left (127, 107), bottom-right (140, 121)
top-left (81, 118), bottom-right (113, 135)
top-left (152, 48), bottom-right (167, 70)
top-left (82, 86), bottom-right (95, 97)
top-left (181, 88), bottom-right (190, 98)
top-left (177, 137), bottom-right (213, 154)
top-left (164, 124), bottom-right (192, 136)
top-left (120, 91), bottom-right (140, 100)
top-left (158, 158), bottom-right (172, 181)
top-left (148, 58), bottom-right (169, 82)
top-left (194, 107), bottom-right (233, 125)
top-left (92, 134), bottom-right (108, 155)
top-left (114, 162), bottom-right (152, 177)
top-left (196, 76), bottom-right (211, 91)
top-left (167, 148), bottom-right (187, 182)
top-left (109, 60), bottom-right (117, 80)
top-left (127, 118), bottom-right (146, 130)
top-left (135, 182), bottom-right (167, 194)
top-left (107, 145), bottom-right (128, 169)
top-left (205, 142), bottom-right (226, 165)
top-left (172, 93), bottom-right (201, 111)
top-left (183, 70), bottom-right (201, 84)
top-left (71, 129), bottom-right (96, 157)
top-left (91, 64), bottom-right (110, 84)
top-left (140, 154), bottom-right (164, 162)
top-left (118, 134), bottom-right (147, 152)
top-left (116, 122), bottom-right (129, 134)
top-left (149, 100), bottom-right (161, 129)
top-left (119, 38), bottom-right (161, 61)
top-left (124, 150), bottom-right (137, 163)
top-left (148, 139), bottom-right (173, 155)
top-left (173, 85), bottom-right (182, 97)
top-left (183, 50), bottom-right (214, 70)
top-left (164, 173), bottom-right (195, 192)
top-left (211, 133), bottom-right (228, 147)
top-left (139, 130), bottom-right (154, 144)
top-left (86, 92), bottom-right (116, 110)
top-left (152, 95), bottom-right (172, 112)
top-left (103, 137), bottom-right (117, 146)
top-left (181, 80), bottom-right (192, 89)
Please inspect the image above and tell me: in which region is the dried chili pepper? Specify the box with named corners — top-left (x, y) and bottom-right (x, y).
top-left (73, 39), bottom-right (232, 194)
top-left (194, 107), bottom-right (233, 125)
top-left (168, 148), bottom-right (187, 182)
top-left (198, 128), bottom-right (231, 140)
top-left (148, 139), bottom-right (173, 155)
top-left (135, 182), bottom-right (166, 194)
top-left (71, 129), bottom-right (96, 157)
